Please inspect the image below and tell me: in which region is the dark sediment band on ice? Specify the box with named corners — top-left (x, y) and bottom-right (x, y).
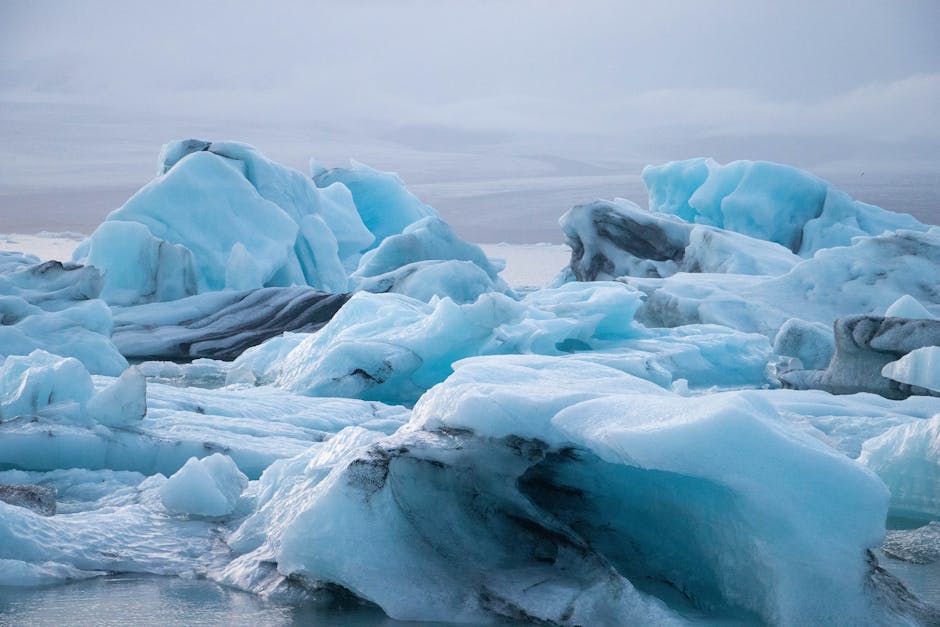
top-left (0, 484), bottom-right (56, 516)
top-left (561, 199), bottom-right (798, 282)
top-left (112, 287), bottom-right (350, 362)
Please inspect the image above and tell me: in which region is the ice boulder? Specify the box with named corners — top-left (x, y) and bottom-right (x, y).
top-left (85, 367), bottom-right (146, 428)
top-left (0, 350), bottom-right (94, 420)
top-left (223, 355), bottom-right (893, 625)
top-left (350, 216), bottom-right (512, 302)
top-left (160, 453), bottom-right (248, 518)
top-left (313, 159), bottom-right (437, 249)
top-left (882, 347), bottom-right (940, 394)
top-left (859, 414), bottom-right (940, 520)
top-left (772, 318), bottom-right (834, 370)
top-left (560, 198), bottom-right (799, 281)
top-left (643, 158), bottom-right (927, 255)
top-left (75, 140), bottom-right (373, 304)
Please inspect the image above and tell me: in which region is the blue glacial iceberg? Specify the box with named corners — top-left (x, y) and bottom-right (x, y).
top-left (643, 158), bottom-right (928, 255)
top-left (1, 145), bottom-right (939, 625)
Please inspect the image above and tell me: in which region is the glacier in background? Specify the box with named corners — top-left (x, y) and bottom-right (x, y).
top-left (0, 141), bottom-right (938, 625)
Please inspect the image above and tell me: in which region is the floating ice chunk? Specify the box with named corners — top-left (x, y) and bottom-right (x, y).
top-left (643, 158), bottom-right (926, 255)
top-left (859, 414), bottom-right (940, 520)
top-left (560, 198), bottom-right (799, 280)
top-left (0, 257), bottom-right (102, 311)
top-left (86, 367), bottom-right (146, 428)
top-left (351, 216), bottom-right (511, 301)
top-left (0, 256), bottom-right (125, 375)
top-left (257, 283), bottom-right (649, 404)
top-left (160, 453), bottom-right (248, 518)
top-left (230, 355), bottom-right (891, 624)
top-left (0, 350), bottom-right (93, 420)
top-left (773, 318), bottom-right (834, 370)
top-left (355, 259), bottom-right (503, 304)
top-left (313, 160), bottom-right (437, 249)
top-left (751, 388), bottom-right (940, 458)
top-left (886, 295), bottom-right (936, 320)
top-left (882, 347), bottom-right (940, 394)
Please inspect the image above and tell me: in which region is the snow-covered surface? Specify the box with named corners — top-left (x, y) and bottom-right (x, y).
top-left (1, 144), bottom-right (939, 625)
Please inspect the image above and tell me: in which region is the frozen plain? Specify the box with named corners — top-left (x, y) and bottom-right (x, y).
top-left (0, 141), bottom-right (939, 625)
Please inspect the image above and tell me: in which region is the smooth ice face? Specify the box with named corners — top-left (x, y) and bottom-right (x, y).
top-left (643, 158), bottom-right (927, 255)
top-left (313, 160), bottom-right (437, 249)
top-left (160, 454), bottom-right (248, 518)
top-left (860, 415), bottom-right (940, 520)
top-left (886, 295), bottom-right (936, 320)
top-left (883, 347), bottom-right (940, 393)
top-left (76, 141), bottom-right (376, 304)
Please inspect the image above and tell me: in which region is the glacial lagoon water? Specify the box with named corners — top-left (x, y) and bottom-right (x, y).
top-left (0, 575), bottom-right (446, 627)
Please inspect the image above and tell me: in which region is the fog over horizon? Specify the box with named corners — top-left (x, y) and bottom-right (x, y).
top-left (2, 0), bottom-right (938, 242)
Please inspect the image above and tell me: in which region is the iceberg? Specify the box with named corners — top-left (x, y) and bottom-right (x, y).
top-left (160, 454), bottom-right (248, 518)
top-left (643, 158), bottom-right (928, 255)
top-left (3, 143), bottom-right (939, 624)
top-left (221, 356), bottom-right (893, 625)
top-left (312, 159), bottom-right (437, 249)
top-left (560, 198), bottom-right (799, 281)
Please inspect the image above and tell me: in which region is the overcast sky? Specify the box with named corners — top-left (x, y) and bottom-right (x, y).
top-left (1, 1), bottom-right (938, 238)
